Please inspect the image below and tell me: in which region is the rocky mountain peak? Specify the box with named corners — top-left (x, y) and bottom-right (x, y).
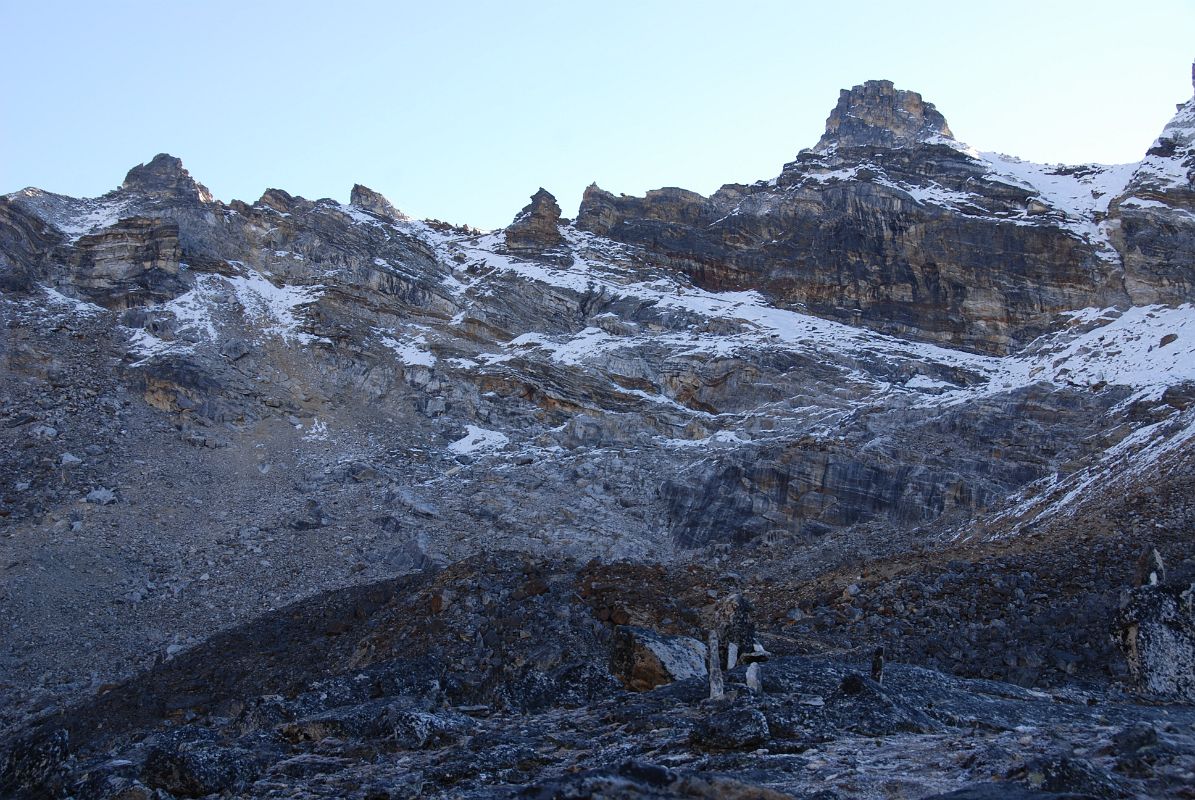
top-left (350, 183), bottom-right (407, 221)
top-left (121, 153), bottom-right (214, 203)
top-left (505, 187), bottom-right (565, 252)
top-left (813, 79), bottom-right (953, 153)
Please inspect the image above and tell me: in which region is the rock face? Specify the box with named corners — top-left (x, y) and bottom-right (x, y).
top-left (814, 79), bottom-right (953, 152)
top-left (576, 80), bottom-right (1193, 354)
top-left (0, 195), bottom-right (62, 292)
top-left (1118, 581), bottom-right (1195, 701)
top-left (1108, 76), bottom-right (1195, 305)
top-left (66, 216), bottom-right (183, 307)
top-left (2, 71), bottom-right (1195, 800)
top-left (505, 187), bottom-right (567, 257)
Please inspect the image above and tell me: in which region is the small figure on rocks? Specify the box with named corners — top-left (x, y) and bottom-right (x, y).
top-left (707, 593), bottom-right (756, 670)
top-left (1133, 545), bottom-right (1166, 587)
top-left (871, 646), bottom-right (885, 685)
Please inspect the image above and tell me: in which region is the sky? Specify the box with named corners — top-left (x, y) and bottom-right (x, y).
top-left (2, 1), bottom-right (1193, 230)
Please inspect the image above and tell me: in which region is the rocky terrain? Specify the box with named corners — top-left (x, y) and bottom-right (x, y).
top-left (1, 69), bottom-right (1194, 799)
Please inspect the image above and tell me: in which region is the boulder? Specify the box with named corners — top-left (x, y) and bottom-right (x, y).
top-left (141, 741), bottom-right (262, 798)
top-left (1117, 581), bottom-right (1195, 701)
top-left (610, 626), bottom-right (706, 691)
top-left (691, 706), bottom-right (770, 751)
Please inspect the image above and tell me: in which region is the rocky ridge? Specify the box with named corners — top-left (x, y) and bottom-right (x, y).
top-left (1, 72), bottom-right (1194, 797)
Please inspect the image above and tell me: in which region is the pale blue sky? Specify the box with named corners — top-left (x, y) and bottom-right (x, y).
top-left (2, 1), bottom-right (1192, 229)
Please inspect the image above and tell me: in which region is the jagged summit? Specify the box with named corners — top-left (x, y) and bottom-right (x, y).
top-left (121, 153), bottom-right (213, 203)
top-left (812, 79), bottom-right (953, 153)
top-left (350, 183), bottom-right (407, 221)
top-left (505, 187), bottom-right (565, 253)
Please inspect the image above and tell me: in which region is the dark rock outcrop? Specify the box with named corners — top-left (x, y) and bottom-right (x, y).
top-left (0, 194), bottom-right (63, 291)
top-left (1118, 581), bottom-right (1195, 701)
top-left (121, 153), bottom-right (214, 204)
top-left (506, 188), bottom-right (568, 260)
top-left (576, 81), bottom-right (1128, 354)
top-left (350, 183), bottom-right (408, 221)
top-left (142, 737), bottom-right (264, 798)
top-left (813, 79), bottom-right (953, 152)
top-left (5, 560), bottom-right (1193, 799)
top-left (1108, 76), bottom-right (1195, 305)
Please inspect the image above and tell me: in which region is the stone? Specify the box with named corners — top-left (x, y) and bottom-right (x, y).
top-left (745, 663), bottom-right (762, 694)
top-left (691, 706), bottom-right (770, 751)
top-left (29, 424), bottom-right (58, 439)
top-left (706, 593), bottom-right (756, 667)
top-left (1010, 755), bottom-right (1125, 799)
top-left (839, 672), bottom-right (868, 695)
top-left (84, 487), bottom-right (116, 505)
top-left (1110, 722), bottom-right (1158, 756)
top-left (924, 787), bottom-right (1096, 800)
top-left (289, 499), bottom-right (330, 529)
top-left (220, 338), bottom-right (251, 361)
top-left (60, 452), bottom-right (82, 466)
top-left (0, 729), bottom-right (70, 799)
top-left (610, 626), bottom-right (707, 691)
top-left (1117, 582), bottom-right (1195, 701)
top-left (141, 740), bottom-right (262, 798)
top-left (707, 630), bottom-right (724, 700)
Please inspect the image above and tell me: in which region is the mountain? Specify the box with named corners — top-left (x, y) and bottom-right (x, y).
top-left (1, 71), bottom-right (1194, 799)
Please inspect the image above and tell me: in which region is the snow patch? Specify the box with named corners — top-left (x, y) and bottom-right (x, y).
top-left (52, 197), bottom-right (134, 242)
top-left (42, 287), bottom-right (104, 316)
top-left (379, 332), bottom-right (437, 367)
top-left (448, 425), bottom-right (509, 455)
top-left (303, 419), bottom-right (329, 442)
top-left (507, 327), bottom-right (614, 365)
top-left (226, 268), bottom-right (323, 344)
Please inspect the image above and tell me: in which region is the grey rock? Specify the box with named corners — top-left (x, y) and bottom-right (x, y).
top-left (691, 705), bottom-right (770, 751)
top-left (121, 153), bottom-right (214, 204)
top-left (351, 184), bottom-right (408, 221)
top-left (220, 338), bottom-right (251, 361)
top-left (29, 424), bottom-right (58, 439)
top-left (141, 739), bottom-right (262, 798)
top-left (84, 487), bottom-right (116, 505)
top-left (1117, 581), bottom-right (1195, 700)
top-left (813, 78), bottom-right (953, 152)
top-left (610, 626), bottom-right (706, 691)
